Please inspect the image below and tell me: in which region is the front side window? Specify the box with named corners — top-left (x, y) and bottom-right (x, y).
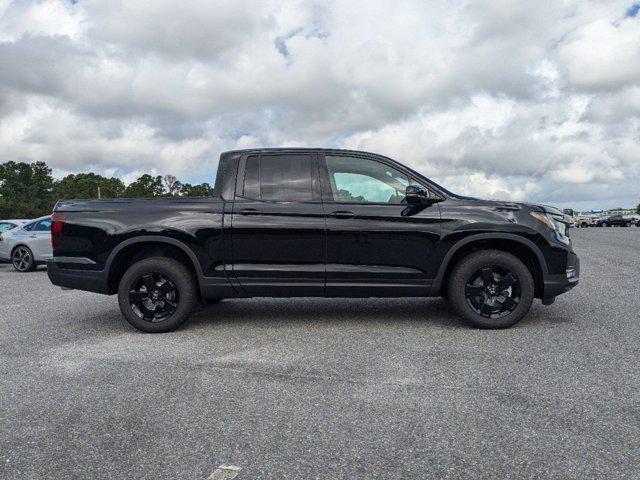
top-left (324, 155), bottom-right (410, 203)
top-left (34, 219), bottom-right (52, 232)
top-left (243, 155), bottom-right (313, 202)
top-left (21, 222), bottom-right (36, 232)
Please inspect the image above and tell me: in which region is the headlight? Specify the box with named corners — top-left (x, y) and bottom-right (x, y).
top-left (530, 211), bottom-right (569, 243)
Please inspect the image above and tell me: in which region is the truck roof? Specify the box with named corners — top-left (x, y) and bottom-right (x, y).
top-left (221, 148), bottom-right (390, 158)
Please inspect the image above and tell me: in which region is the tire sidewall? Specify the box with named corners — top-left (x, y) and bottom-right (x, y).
top-left (118, 257), bottom-right (197, 333)
top-left (448, 250), bottom-right (535, 329)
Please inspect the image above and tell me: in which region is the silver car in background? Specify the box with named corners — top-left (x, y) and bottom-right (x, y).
top-left (0, 216), bottom-right (53, 272)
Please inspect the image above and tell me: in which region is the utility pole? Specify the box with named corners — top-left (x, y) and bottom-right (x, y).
top-left (97, 184), bottom-right (101, 199)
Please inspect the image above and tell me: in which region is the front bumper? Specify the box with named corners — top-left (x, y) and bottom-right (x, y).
top-left (47, 260), bottom-right (109, 294)
top-left (542, 251), bottom-right (580, 299)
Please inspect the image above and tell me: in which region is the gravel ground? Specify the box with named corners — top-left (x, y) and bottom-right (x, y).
top-left (1, 228), bottom-right (639, 479)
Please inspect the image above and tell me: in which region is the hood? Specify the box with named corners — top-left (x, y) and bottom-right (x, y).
top-left (462, 197), bottom-right (571, 223)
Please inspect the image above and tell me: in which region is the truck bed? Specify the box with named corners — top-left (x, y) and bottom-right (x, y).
top-left (50, 196), bottom-right (228, 295)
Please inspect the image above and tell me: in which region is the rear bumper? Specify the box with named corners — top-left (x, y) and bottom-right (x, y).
top-left (47, 260), bottom-right (109, 294)
top-left (542, 252), bottom-right (580, 299)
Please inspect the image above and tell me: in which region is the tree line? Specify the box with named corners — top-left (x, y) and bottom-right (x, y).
top-left (0, 161), bottom-right (215, 219)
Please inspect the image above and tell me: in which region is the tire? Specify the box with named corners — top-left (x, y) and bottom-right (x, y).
top-left (11, 245), bottom-right (36, 272)
top-left (625, 222), bottom-right (631, 227)
top-left (447, 250), bottom-right (535, 329)
top-left (117, 257), bottom-right (197, 333)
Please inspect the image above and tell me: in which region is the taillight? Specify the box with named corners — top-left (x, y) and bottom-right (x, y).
top-left (51, 212), bottom-right (65, 250)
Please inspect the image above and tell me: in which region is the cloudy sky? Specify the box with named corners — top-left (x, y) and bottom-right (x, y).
top-left (0, 0), bottom-right (639, 210)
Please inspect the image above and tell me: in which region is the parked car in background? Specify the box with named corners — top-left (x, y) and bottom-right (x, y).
top-left (574, 215), bottom-right (595, 228)
top-left (0, 216), bottom-right (53, 272)
top-left (0, 219), bottom-right (28, 233)
top-left (596, 214), bottom-right (636, 227)
top-left (624, 214), bottom-right (640, 226)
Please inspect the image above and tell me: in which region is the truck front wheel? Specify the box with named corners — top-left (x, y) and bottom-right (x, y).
top-left (447, 250), bottom-right (535, 329)
top-left (117, 257), bottom-right (197, 333)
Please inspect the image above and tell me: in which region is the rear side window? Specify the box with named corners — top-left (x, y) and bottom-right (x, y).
top-left (0, 222), bottom-right (16, 233)
top-left (34, 219), bottom-right (52, 232)
top-left (243, 155), bottom-right (313, 202)
top-left (21, 221), bottom-right (36, 231)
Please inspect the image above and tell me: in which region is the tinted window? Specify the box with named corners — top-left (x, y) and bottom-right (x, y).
top-left (21, 222), bottom-right (36, 231)
top-left (0, 222), bottom-right (16, 233)
top-left (243, 155), bottom-right (313, 202)
top-left (324, 156), bottom-right (410, 203)
top-left (35, 219), bottom-right (52, 232)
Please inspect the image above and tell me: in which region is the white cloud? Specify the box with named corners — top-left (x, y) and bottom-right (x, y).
top-left (0, 0), bottom-right (638, 208)
top-left (557, 15), bottom-right (640, 92)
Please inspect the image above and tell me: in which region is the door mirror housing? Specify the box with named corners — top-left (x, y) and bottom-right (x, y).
top-left (405, 185), bottom-right (440, 205)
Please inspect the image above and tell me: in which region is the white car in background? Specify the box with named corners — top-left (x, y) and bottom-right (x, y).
top-left (0, 216), bottom-right (53, 272)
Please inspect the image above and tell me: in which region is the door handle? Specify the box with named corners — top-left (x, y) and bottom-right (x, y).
top-left (329, 211), bottom-right (355, 219)
top-left (238, 208), bottom-right (262, 216)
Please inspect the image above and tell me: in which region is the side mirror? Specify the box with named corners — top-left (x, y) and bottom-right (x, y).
top-left (405, 185), bottom-right (435, 205)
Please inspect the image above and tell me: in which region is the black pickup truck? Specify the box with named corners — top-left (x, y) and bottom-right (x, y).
top-left (48, 148), bottom-right (579, 332)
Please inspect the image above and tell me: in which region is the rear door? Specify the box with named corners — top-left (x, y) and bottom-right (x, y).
top-left (230, 153), bottom-right (326, 296)
top-left (320, 154), bottom-right (441, 296)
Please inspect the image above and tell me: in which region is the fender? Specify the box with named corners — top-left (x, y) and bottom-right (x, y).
top-left (431, 232), bottom-right (549, 290)
top-left (105, 235), bottom-right (205, 280)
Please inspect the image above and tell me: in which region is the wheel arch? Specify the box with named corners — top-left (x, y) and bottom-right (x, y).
top-left (435, 233), bottom-right (548, 298)
top-left (105, 236), bottom-right (203, 295)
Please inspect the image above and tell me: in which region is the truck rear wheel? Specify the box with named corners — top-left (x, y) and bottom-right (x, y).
top-left (447, 250), bottom-right (534, 329)
top-left (117, 257), bottom-right (197, 333)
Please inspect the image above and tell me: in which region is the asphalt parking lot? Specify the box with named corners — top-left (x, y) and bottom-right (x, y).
top-left (1, 228), bottom-right (639, 479)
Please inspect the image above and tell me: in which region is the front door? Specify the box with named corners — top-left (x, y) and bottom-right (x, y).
top-left (230, 153), bottom-right (326, 296)
top-left (320, 154), bottom-right (441, 297)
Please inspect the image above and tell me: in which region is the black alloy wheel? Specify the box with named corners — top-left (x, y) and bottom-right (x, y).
top-left (128, 272), bottom-right (179, 322)
top-left (464, 266), bottom-right (521, 319)
top-left (118, 257), bottom-right (197, 333)
top-left (447, 249), bottom-right (534, 329)
top-left (12, 246), bottom-right (36, 272)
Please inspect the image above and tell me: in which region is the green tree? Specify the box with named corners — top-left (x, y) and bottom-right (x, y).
top-left (163, 175), bottom-right (183, 196)
top-left (123, 174), bottom-right (165, 197)
top-left (180, 182), bottom-right (214, 197)
top-left (53, 173), bottom-right (125, 200)
top-left (0, 161), bottom-right (54, 218)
